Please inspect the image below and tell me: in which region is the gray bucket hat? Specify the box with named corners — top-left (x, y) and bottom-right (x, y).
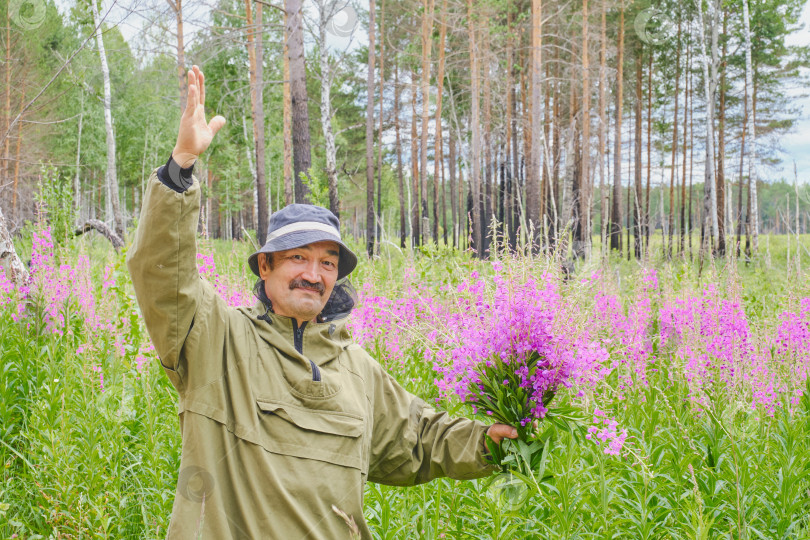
top-left (248, 204), bottom-right (358, 280)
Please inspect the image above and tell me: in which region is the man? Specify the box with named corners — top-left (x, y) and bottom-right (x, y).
top-left (127, 66), bottom-right (517, 539)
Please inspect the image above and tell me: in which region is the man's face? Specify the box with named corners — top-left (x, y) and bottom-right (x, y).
top-left (257, 241), bottom-right (340, 325)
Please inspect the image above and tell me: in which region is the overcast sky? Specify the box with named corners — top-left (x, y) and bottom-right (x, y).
top-left (777, 1), bottom-right (810, 184)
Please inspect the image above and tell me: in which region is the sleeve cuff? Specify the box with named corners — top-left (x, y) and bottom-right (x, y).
top-left (478, 424), bottom-right (503, 473)
top-left (157, 155), bottom-right (195, 193)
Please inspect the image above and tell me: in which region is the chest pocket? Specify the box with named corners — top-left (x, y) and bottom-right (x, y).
top-left (256, 399), bottom-right (364, 470)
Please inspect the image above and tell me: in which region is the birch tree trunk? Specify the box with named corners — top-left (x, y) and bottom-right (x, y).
top-left (449, 131), bottom-right (457, 247)
top-left (316, 0), bottom-right (340, 218)
top-left (394, 60), bottom-right (406, 247)
top-left (742, 0), bottom-right (759, 253)
top-left (696, 0), bottom-right (719, 251)
top-left (91, 0), bottom-right (123, 236)
top-left (0, 204), bottom-right (27, 285)
top-left (527, 0), bottom-right (543, 251)
top-left (550, 45), bottom-right (560, 246)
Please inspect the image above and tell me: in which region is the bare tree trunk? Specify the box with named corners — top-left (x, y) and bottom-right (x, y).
top-left (570, 83), bottom-right (582, 257)
top-left (316, 0), bottom-right (340, 218)
top-left (551, 45), bottom-right (560, 246)
top-left (668, 17), bottom-right (681, 257)
top-left (12, 89), bottom-right (24, 221)
top-left (626, 132), bottom-right (631, 261)
top-left (377, 0), bottom-right (386, 241)
top-left (435, 0), bottom-right (449, 245)
top-left (680, 40), bottom-right (690, 255)
top-left (505, 8), bottom-right (515, 248)
top-left (74, 90), bottom-right (84, 218)
top-left (419, 0), bottom-right (435, 244)
top-left (527, 0), bottom-right (543, 251)
top-left (510, 11), bottom-right (520, 248)
top-left (167, 0), bottom-right (187, 110)
top-left (286, 0), bottom-right (313, 202)
top-left (91, 0), bottom-right (123, 236)
top-left (716, 9), bottom-right (727, 255)
top-left (633, 44), bottom-right (643, 260)
top-left (541, 60), bottom-right (551, 246)
top-left (3, 7), bottom-right (10, 187)
top-left (242, 116), bottom-right (257, 222)
top-left (742, 0), bottom-right (758, 253)
top-left (246, 0), bottom-right (269, 244)
top-left (411, 73), bottom-right (420, 245)
top-left (482, 18), bottom-right (494, 253)
top-left (577, 0), bottom-right (590, 259)
top-left (467, 0), bottom-right (483, 255)
top-left (283, 9), bottom-right (294, 206)
top-left (645, 50), bottom-right (652, 254)
top-left (365, 0), bottom-right (377, 255)
top-left (449, 132), bottom-right (457, 247)
top-left (598, 0), bottom-right (607, 255)
top-left (689, 58), bottom-right (695, 258)
top-left (736, 85), bottom-right (747, 257)
top-left (610, 5), bottom-right (624, 252)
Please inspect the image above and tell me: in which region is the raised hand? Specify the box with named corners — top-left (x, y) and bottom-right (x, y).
top-left (172, 65), bottom-right (226, 168)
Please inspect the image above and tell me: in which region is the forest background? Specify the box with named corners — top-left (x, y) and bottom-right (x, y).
top-left (1, 0), bottom-right (810, 261)
top-left (3, 0), bottom-right (810, 537)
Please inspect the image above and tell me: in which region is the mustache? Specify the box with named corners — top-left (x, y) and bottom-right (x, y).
top-left (289, 278), bottom-right (325, 296)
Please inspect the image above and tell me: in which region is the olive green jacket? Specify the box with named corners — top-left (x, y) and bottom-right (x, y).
top-left (126, 171), bottom-right (498, 539)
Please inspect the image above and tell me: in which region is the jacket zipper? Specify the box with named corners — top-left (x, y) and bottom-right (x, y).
top-left (292, 320), bottom-right (321, 382)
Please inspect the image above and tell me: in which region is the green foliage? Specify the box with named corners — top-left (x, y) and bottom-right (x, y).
top-left (302, 169), bottom-right (330, 208)
top-left (3, 234), bottom-right (810, 538)
top-left (34, 165), bottom-right (75, 245)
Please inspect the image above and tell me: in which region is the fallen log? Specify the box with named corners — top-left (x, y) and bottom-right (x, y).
top-left (0, 205), bottom-right (28, 285)
top-left (74, 219), bottom-right (124, 250)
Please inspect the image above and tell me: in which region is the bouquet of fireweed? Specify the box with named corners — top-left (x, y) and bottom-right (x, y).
top-left (351, 264), bottom-right (602, 483)
top-left (468, 350), bottom-right (585, 484)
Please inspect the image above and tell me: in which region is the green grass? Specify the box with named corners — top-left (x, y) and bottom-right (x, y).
top-left (2, 232), bottom-right (809, 538)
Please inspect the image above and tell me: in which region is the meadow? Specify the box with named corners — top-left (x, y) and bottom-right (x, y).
top-left (1, 223), bottom-right (810, 539)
